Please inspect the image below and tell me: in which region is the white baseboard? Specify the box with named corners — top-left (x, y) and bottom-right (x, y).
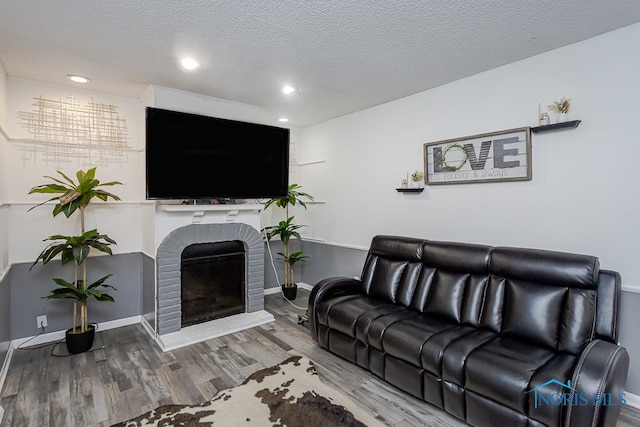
top-left (263, 282), bottom-right (313, 296)
top-left (263, 286), bottom-right (281, 296)
top-left (10, 315), bottom-right (142, 348)
top-left (140, 316), bottom-right (156, 339)
top-left (625, 391), bottom-right (640, 409)
top-left (0, 344), bottom-right (14, 407)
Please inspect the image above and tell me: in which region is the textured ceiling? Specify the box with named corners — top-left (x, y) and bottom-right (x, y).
top-left (1, 1), bottom-right (640, 126)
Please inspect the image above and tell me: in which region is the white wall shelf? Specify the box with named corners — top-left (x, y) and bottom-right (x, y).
top-left (531, 120), bottom-right (581, 133)
top-left (293, 160), bottom-right (326, 166)
top-left (160, 204), bottom-right (263, 212)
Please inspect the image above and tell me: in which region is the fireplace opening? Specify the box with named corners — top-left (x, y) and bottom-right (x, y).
top-left (181, 241), bottom-right (245, 327)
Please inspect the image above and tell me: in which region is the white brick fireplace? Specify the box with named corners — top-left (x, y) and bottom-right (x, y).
top-left (150, 203), bottom-right (274, 351)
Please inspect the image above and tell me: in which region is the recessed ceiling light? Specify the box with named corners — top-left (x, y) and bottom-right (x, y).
top-left (282, 85), bottom-right (297, 95)
top-left (278, 117), bottom-right (289, 123)
top-left (180, 57), bottom-right (200, 71)
top-left (66, 74), bottom-right (90, 83)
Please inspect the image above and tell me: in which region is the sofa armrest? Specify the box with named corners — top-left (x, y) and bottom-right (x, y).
top-left (308, 277), bottom-right (363, 341)
top-left (565, 340), bottom-right (629, 427)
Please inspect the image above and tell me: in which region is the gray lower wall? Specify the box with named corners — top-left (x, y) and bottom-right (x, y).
top-left (0, 270), bottom-right (10, 371)
top-left (298, 239), bottom-right (640, 395)
top-left (619, 291), bottom-right (640, 395)
top-left (299, 240), bottom-right (367, 286)
top-left (265, 239), bottom-right (367, 290)
top-left (142, 253), bottom-right (155, 330)
top-left (10, 253), bottom-right (143, 339)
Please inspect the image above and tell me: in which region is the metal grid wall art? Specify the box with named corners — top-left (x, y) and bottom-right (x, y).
top-left (16, 95), bottom-right (130, 166)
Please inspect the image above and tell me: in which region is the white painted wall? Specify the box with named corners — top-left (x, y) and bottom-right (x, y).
top-left (0, 63), bottom-right (9, 274)
top-left (0, 61), bottom-right (7, 131)
top-left (0, 204), bottom-right (7, 276)
top-left (297, 23), bottom-right (640, 291)
top-left (4, 78), bottom-right (146, 263)
top-left (139, 85), bottom-right (157, 259)
top-left (5, 78), bottom-right (145, 201)
top-left (152, 85), bottom-right (270, 125)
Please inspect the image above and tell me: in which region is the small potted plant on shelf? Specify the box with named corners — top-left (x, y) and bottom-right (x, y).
top-left (548, 96), bottom-right (571, 123)
top-left (28, 167), bottom-right (122, 354)
top-left (411, 170), bottom-right (425, 188)
top-left (263, 183), bottom-right (313, 301)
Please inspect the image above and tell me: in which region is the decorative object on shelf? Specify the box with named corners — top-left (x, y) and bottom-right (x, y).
top-left (539, 112), bottom-right (550, 126)
top-left (410, 170), bottom-right (425, 188)
top-left (548, 96), bottom-right (571, 123)
top-left (537, 103), bottom-right (551, 125)
top-left (424, 127), bottom-right (532, 185)
top-left (262, 184), bottom-right (314, 301)
top-left (16, 95), bottom-right (130, 166)
top-left (531, 119), bottom-right (581, 133)
top-left (400, 178), bottom-right (408, 188)
top-left (28, 167), bottom-right (122, 354)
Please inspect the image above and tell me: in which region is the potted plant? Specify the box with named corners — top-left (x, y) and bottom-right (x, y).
top-left (28, 167), bottom-right (122, 354)
top-left (410, 170), bottom-right (425, 188)
top-left (548, 96), bottom-right (571, 123)
top-left (263, 183), bottom-right (313, 300)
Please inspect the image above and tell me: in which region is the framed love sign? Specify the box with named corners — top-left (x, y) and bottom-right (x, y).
top-left (423, 127), bottom-right (532, 185)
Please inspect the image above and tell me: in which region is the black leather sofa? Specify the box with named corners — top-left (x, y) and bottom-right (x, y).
top-left (308, 235), bottom-right (629, 427)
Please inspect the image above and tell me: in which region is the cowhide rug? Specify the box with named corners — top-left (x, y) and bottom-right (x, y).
top-left (112, 356), bottom-right (385, 426)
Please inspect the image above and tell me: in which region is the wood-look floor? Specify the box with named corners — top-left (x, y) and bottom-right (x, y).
top-left (1, 290), bottom-right (638, 426)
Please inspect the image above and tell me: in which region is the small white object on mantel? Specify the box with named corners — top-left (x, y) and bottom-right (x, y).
top-left (191, 210), bottom-right (205, 223)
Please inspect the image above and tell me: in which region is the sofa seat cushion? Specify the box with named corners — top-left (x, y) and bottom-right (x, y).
top-left (441, 329), bottom-right (499, 386)
top-left (379, 314), bottom-right (476, 369)
top-left (464, 336), bottom-right (577, 419)
top-left (317, 295), bottom-right (405, 340)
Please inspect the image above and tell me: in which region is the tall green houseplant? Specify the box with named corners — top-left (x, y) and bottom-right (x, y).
top-left (29, 168), bottom-right (122, 349)
top-left (263, 184), bottom-right (313, 290)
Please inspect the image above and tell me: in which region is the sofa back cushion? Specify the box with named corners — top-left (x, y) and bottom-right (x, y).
top-left (411, 241), bottom-right (492, 324)
top-left (489, 247), bottom-right (599, 354)
top-left (361, 236), bottom-right (425, 304)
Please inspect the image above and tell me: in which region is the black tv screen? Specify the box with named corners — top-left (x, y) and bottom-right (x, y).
top-left (145, 107), bottom-right (289, 200)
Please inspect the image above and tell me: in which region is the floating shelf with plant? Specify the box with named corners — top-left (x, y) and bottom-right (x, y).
top-left (531, 120), bottom-right (582, 133)
top-left (396, 188), bottom-right (424, 193)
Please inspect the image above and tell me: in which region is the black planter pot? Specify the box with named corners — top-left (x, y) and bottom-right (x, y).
top-left (65, 325), bottom-right (95, 354)
top-left (282, 284), bottom-right (298, 301)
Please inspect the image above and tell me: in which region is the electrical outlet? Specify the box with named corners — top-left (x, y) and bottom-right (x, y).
top-left (37, 315), bottom-right (47, 328)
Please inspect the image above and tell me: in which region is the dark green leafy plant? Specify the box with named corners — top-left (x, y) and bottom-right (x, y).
top-left (29, 167), bottom-right (122, 334)
top-left (263, 184), bottom-right (312, 210)
top-left (263, 184), bottom-right (313, 288)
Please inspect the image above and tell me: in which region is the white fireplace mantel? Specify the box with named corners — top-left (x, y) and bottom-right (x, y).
top-left (160, 203), bottom-right (263, 213)
top-left (155, 203), bottom-right (263, 252)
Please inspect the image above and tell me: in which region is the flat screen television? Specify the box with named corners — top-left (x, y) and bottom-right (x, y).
top-left (145, 107), bottom-right (289, 200)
